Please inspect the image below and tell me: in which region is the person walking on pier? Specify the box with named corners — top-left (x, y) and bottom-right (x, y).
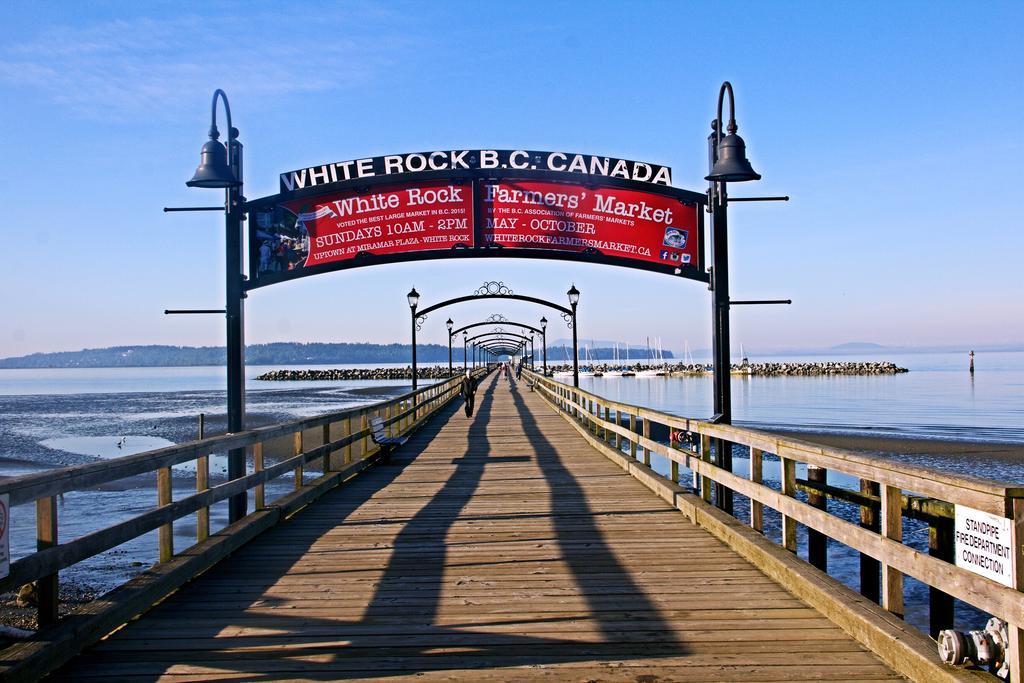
top-left (461, 369), bottom-right (477, 417)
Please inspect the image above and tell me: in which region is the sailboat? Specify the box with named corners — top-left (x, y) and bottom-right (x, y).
top-left (739, 342), bottom-right (752, 374)
top-left (604, 342), bottom-right (624, 377)
top-left (636, 336), bottom-right (665, 377)
top-left (577, 344), bottom-right (596, 378)
top-left (552, 344), bottom-right (573, 378)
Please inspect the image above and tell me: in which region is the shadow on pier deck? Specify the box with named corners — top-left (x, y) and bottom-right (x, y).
top-left (55, 373), bottom-right (901, 681)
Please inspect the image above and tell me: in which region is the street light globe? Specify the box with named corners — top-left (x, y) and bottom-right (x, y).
top-left (407, 287), bottom-right (420, 309)
top-left (567, 284), bottom-right (580, 306)
top-left (540, 316), bottom-right (547, 330)
top-left (446, 318), bottom-right (454, 331)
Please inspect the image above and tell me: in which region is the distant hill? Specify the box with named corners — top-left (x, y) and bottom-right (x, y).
top-left (0, 343), bottom-right (470, 369)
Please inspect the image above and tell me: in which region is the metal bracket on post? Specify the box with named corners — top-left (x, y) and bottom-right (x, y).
top-left (727, 196), bottom-right (790, 203)
top-left (164, 309), bottom-right (226, 314)
top-left (730, 299), bottom-right (792, 306)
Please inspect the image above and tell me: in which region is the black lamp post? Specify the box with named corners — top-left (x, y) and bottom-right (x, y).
top-left (540, 317), bottom-right (548, 375)
top-left (408, 287), bottom-right (420, 390)
top-left (446, 318), bottom-right (454, 375)
top-left (186, 89), bottom-right (247, 524)
top-left (567, 284), bottom-right (580, 387)
top-left (705, 81), bottom-right (761, 515)
top-left (463, 331), bottom-right (468, 372)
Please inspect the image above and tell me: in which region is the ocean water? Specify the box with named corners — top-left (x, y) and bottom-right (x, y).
top-left (579, 351), bottom-right (1024, 445)
top-left (0, 352), bottom-right (1020, 631)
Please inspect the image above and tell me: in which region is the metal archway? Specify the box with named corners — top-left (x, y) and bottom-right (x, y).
top-left (412, 281), bottom-right (579, 387)
top-left (417, 282), bottom-right (574, 328)
top-left (444, 313), bottom-right (548, 375)
top-left (452, 320), bottom-right (542, 336)
top-left (465, 331), bottom-right (534, 361)
top-left (476, 343), bottom-right (524, 357)
top-left (474, 340), bottom-right (525, 366)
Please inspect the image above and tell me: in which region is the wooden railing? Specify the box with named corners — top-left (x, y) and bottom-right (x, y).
top-left (0, 368), bottom-right (488, 680)
top-left (525, 368), bottom-right (1024, 679)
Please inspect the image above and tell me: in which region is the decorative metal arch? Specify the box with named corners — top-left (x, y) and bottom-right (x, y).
top-left (476, 341), bottom-right (525, 354)
top-left (474, 282), bottom-right (514, 296)
top-left (465, 330), bottom-right (531, 344)
top-left (451, 319), bottom-right (543, 337)
top-left (477, 339), bottom-right (524, 349)
top-left (418, 282), bottom-right (574, 329)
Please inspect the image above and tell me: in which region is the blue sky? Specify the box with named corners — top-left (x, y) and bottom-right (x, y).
top-left (1, 1), bottom-right (1021, 358)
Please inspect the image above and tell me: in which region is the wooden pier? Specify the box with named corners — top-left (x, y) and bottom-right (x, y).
top-left (1, 368), bottom-right (1019, 681)
top-left (53, 373), bottom-right (901, 681)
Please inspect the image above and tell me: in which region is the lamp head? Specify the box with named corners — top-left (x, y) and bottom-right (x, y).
top-left (705, 132), bottom-right (761, 182)
top-left (407, 287), bottom-right (420, 309)
top-left (186, 137), bottom-right (240, 189)
top-left (567, 284), bottom-right (580, 306)
top-left (540, 316), bottom-right (547, 330)
top-left (446, 318), bottom-right (453, 331)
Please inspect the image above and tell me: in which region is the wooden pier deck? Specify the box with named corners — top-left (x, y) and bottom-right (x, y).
top-left (57, 373), bottom-right (902, 681)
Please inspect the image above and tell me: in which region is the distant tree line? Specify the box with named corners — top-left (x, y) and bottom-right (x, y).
top-left (0, 343), bottom-right (672, 369)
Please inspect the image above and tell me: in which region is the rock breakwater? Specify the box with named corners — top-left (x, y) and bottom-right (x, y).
top-left (542, 361), bottom-right (909, 377)
top-left (738, 361), bottom-right (908, 376)
top-left (256, 367), bottom-right (459, 381)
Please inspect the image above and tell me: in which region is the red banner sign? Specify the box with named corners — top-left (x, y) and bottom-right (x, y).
top-left (480, 180), bottom-right (698, 267)
top-left (252, 181), bottom-right (473, 276)
top-left (249, 173), bottom-right (703, 285)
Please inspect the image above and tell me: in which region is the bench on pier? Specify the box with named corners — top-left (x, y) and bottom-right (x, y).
top-left (369, 416), bottom-right (408, 463)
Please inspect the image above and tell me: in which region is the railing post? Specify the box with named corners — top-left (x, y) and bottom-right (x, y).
top-left (343, 415), bottom-right (352, 466)
top-left (629, 414), bottom-right (637, 460)
top-left (254, 442), bottom-right (265, 510)
top-left (613, 409), bottom-right (621, 451)
top-left (360, 411), bottom-right (370, 458)
top-left (642, 417), bottom-right (651, 466)
top-left (807, 466), bottom-right (827, 571)
top-left (881, 484), bottom-right (904, 618)
top-left (749, 447), bottom-right (763, 533)
top-left (322, 422), bottom-right (332, 472)
top-left (859, 479), bottom-right (881, 602)
top-left (603, 406), bottom-right (610, 444)
top-left (157, 466), bottom-right (173, 563)
top-left (701, 434), bottom-right (713, 503)
top-left (293, 430), bottom-right (304, 490)
top-left (196, 451), bottom-right (209, 543)
top-left (1008, 497), bottom-right (1024, 682)
top-left (36, 496), bottom-right (59, 627)
top-left (780, 457), bottom-right (797, 552)
top-left (928, 516), bottom-right (954, 638)
top-left (670, 432), bottom-right (680, 484)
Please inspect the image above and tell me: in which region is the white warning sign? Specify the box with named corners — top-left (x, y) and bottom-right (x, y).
top-left (955, 504), bottom-right (1014, 587)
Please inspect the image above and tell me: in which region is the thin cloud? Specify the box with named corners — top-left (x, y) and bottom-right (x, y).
top-left (0, 10), bottom-right (412, 120)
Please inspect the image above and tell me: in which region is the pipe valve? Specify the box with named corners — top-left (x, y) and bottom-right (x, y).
top-left (938, 618), bottom-right (1009, 679)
